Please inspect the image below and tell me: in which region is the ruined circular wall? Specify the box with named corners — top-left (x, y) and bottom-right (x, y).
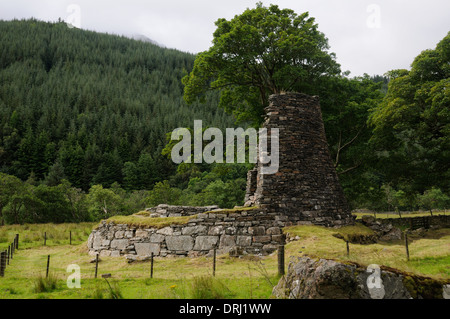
top-left (87, 206), bottom-right (286, 260)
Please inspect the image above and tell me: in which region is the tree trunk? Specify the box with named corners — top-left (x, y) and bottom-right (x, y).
top-left (0, 204), bottom-right (4, 226)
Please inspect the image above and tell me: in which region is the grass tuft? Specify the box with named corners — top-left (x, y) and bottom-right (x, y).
top-left (190, 276), bottom-right (231, 299)
top-left (33, 273), bottom-right (58, 293)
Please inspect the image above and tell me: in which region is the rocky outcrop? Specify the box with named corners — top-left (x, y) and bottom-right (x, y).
top-left (359, 215), bottom-right (403, 242)
top-left (87, 206), bottom-right (286, 260)
top-left (273, 257), bottom-right (449, 299)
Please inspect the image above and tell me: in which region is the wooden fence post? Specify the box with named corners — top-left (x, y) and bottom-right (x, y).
top-left (7, 246), bottom-right (10, 265)
top-left (212, 249), bottom-right (216, 277)
top-left (346, 240), bottom-right (350, 257)
top-left (0, 251), bottom-right (6, 277)
top-left (15, 234), bottom-right (19, 250)
top-left (150, 252), bottom-right (154, 279)
top-left (46, 255), bottom-right (50, 278)
top-left (278, 245), bottom-right (285, 276)
top-left (10, 243), bottom-right (13, 260)
top-left (70, 231), bottom-right (72, 245)
top-left (405, 232), bottom-right (410, 261)
top-left (94, 253), bottom-right (99, 279)
top-left (44, 232), bottom-right (47, 246)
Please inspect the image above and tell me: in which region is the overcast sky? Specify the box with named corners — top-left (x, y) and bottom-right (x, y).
top-left (1, 0), bottom-right (449, 76)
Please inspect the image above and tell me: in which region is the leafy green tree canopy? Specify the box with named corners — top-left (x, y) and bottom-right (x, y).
top-left (182, 2), bottom-right (340, 126)
top-left (369, 32), bottom-right (450, 193)
top-left (418, 187), bottom-right (450, 215)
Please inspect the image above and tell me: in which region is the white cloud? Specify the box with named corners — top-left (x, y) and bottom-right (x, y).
top-left (0, 0), bottom-right (448, 76)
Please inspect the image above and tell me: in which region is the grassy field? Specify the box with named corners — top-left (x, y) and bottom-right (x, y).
top-left (0, 223), bottom-right (95, 249)
top-left (0, 243), bottom-right (278, 299)
top-left (284, 224), bottom-right (450, 280)
top-left (0, 220), bottom-right (449, 299)
top-left (0, 222), bottom-right (279, 299)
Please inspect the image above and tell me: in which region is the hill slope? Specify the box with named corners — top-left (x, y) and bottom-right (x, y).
top-left (0, 19), bottom-right (234, 190)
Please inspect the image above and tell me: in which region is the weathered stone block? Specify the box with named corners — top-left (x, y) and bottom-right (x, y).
top-left (165, 236), bottom-right (194, 251)
top-left (219, 235), bottom-right (236, 248)
top-left (225, 227), bottom-right (237, 235)
top-left (266, 227), bottom-right (281, 235)
top-left (236, 236), bottom-right (252, 247)
top-left (208, 226), bottom-right (224, 236)
top-left (194, 236), bottom-right (219, 251)
top-left (87, 233), bottom-right (94, 249)
top-left (134, 243), bottom-right (160, 256)
top-left (92, 235), bottom-right (103, 250)
top-left (253, 235), bottom-right (272, 243)
top-left (100, 250), bottom-right (111, 257)
top-left (271, 234), bottom-right (285, 244)
top-left (115, 230), bottom-right (125, 239)
top-left (182, 225), bottom-right (207, 235)
top-left (157, 227), bottom-right (173, 236)
top-left (101, 239), bottom-right (111, 247)
top-left (150, 233), bottom-right (165, 243)
top-left (125, 230), bottom-right (135, 238)
top-left (248, 226), bottom-right (265, 236)
top-left (110, 239), bottom-right (129, 250)
top-left (135, 230), bottom-right (149, 238)
top-left (106, 231), bottom-right (115, 240)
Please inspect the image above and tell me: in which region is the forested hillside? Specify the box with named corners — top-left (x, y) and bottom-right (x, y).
top-left (0, 19), bottom-right (234, 191)
top-left (0, 18), bottom-right (448, 225)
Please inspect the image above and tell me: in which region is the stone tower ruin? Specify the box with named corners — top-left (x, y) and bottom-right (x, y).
top-left (244, 92), bottom-right (355, 227)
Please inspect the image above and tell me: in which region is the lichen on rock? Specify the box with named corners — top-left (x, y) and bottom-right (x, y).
top-left (272, 256), bottom-right (449, 299)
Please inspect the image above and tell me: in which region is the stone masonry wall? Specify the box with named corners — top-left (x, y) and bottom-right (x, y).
top-left (381, 215), bottom-right (450, 230)
top-left (88, 93), bottom-right (357, 259)
top-left (145, 204), bottom-right (219, 218)
top-left (250, 92), bottom-right (354, 227)
top-left (87, 206), bottom-right (286, 260)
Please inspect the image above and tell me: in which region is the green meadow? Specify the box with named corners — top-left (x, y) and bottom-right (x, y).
top-left (0, 215), bottom-right (449, 299)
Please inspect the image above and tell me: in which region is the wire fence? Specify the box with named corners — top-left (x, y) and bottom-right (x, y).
top-left (0, 234), bottom-right (19, 277)
top-left (0, 230), bottom-right (98, 280)
top-left (0, 232), bottom-right (286, 285)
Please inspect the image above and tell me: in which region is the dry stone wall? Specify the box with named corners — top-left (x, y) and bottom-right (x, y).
top-left (87, 206), bottom-right (286, 260)
top-left (145, 204), bottom-right (219, 218)
top-left (246, 92), bottom-right (355, 227)
top-left (87, 93), bottom-right (358, 259)
top-left (380, 215), bottom-right (450, 230)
